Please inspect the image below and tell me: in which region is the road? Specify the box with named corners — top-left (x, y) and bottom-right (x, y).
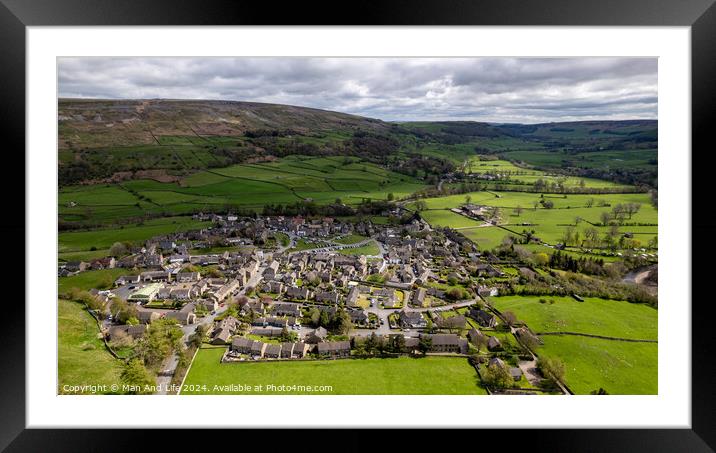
top-left (154, 266), bottom-right (265, 394)
top-left (350, 298), bottom-right (477, 338)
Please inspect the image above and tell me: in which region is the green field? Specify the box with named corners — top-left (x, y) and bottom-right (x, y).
top-left (182, 349), bottom-right (487, 394)
top-left (539, 335), bottom-right (657, 395)
top-left (338, 241), bottom-right (380, 256)
top-left (489, 295), bottom-right (657, 394)
top-left (335, 234), bottom-right (369, 245)
top-left (58, 299), bottom-right (124, 394)
top-left (59, 156), bottom-right (426, 224)
top-left (59, 216), bottom-right (211, 252)
top-left (58, 268), bottom-right (127, 294)
top-left (490, 295), bottom-right (657, 339)
top-left (412, 190), bottom-right (656, 252)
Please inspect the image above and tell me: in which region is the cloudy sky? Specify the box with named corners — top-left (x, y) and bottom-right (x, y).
top-left (58, 57), bottom-right (657, 124)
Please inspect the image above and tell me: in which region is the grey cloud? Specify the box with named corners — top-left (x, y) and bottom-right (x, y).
top-left (58, 57), bottom-right (657, 123)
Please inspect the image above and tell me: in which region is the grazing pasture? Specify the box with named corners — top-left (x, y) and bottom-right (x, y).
top-left (58, 299), bottom-right (124, 394)
top-left (182, 349), bottom-right (486, 395)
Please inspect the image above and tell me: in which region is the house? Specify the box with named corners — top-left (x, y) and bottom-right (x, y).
top-left (263, 280), bottom-right (284, 294)
top-left (348, 309), bottom-right (369, 325)
top-left (488, 357), bottom-right (506, 369)
top-left (410, 287), bottom-right (426, 307)
top-left (231, 337), bottom-right (253, 354)
top-left (468, 308), bottom-right (497, 328)
top-left (250, 341), bottom-right (266, 358)
top-left (305, 326), bottom-right (328, 344)
top-left (315, 290), bottom-right (340, 304)
top-left (467, 328), bottom-right (486, 346)
top-left (264, 343), bottom-right (282, 359)
top-left (285, 286), bottom-right (310, 301)
top-left (197, 299), bottom-right (218, 312)
top-left (176, 271), bottom-right (201, 283)
top-left (140, 271), bottom-right (170, 282)
top-left (66, 261), bottom-right (91, 273)
top-left (292, 342), bottom-right (309, 358)
top-left (345, 286), bottom-right (360, 307)
top-left (487, 336), bottom-right (502, 351)
top-left (317, 341), bottom-right (351, 358)
top-left (435, 315), bottom-right (466, 329)
top-left (272, 302), bottom-right (301, 317)
top-left (127, 283), bottom-right (163, 303)
top-left (280, 342), bottom-right (294, 358)
top-left (509, 367), bottom-right (523, 381)
top-left (515, 326), bottom-right (542, 346)
top-left (107, 324), bottom-right (146, 341)
top-left (264, 260), bottom-right (280, 279)
top-left (477, 286), bottom-right (499, 298)
top-left (374, 288), bottom-right (396, 307)
top-left (115, 275), bottom-right (141, 286)
top-left (421, 334), bottom-right (468, 353)
top-left (136, 310), bottom-right (161, 324)
top-left (398, 310), bottom-right (427, 329)
top-left (165, 303), bottom-right (197, 325)
top-left (208, 280), bottom-right (240, 302)
top-left (250, 327), bottom-right (283, 337)
top-left (211, 316), bottom-right (239, 344)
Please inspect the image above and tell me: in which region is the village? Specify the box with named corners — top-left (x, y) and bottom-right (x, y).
top-left (60, 211), bottom-right (577, 394)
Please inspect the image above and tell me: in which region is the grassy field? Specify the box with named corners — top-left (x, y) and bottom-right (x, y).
top-left (539, 335), bottom-right (657, 395)
top-left (59, 216), bottom-right (211, 252)
top-left (412, 190), bottom-right (656, 251)
top-left (59, 156), bottom-right (426, 224)
top-left (58, 299), bottom-right (124, 394)
top-left (338, 241), bottom-right (380, 256)
top-left (58, 268), bottom-right (127, 294)
top-left (489, 295), bottom-right (657, 394)
top-left (490, 295), bottom-right (657, 339)
top-left (335, 234), bottom-right (369, 245)
top-left (182, 349), bottom-right (487, 394)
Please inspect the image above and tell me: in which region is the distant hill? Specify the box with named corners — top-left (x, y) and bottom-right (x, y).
top-left (57, 98), bottom-right (656, 188)
top-left (58, 98), bottom-right (391, 149)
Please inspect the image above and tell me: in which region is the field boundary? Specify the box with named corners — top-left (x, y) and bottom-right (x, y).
top-left (537, 331), bottom-right (658, 343)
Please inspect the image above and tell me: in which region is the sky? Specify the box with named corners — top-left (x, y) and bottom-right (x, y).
top-left (58, 57), bottom-right (657, 124)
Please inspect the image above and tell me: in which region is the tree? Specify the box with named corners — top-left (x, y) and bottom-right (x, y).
top-left (482, 362), bottom-right (514, 389)
top-left (590, 387), bottom-right (610, 395)
top-left (108, 329), bottom-right (134, 349)
top-left (585, 198), bottom-right (594, 208)
top-left (390, 334), bottom-right (406, 353)
top-left (109, 241), bottom-right (128, 257)
top-left (542, 200), bottom-right (554, 209)
top-left (600, 211), bottom-right (611, 226)
top-left (279, 326), bottom-right (298, 342)
top-left (513, 205), bottom-right (523, 217)
top-left (189, 324), bottom-right (209, 348)
top-left (387, 192), bottom-right (395, 201)
top-left (502, 311), bottom-right (517, 327)
top-left (120, 359), bottom-right (155, 394)
top-left (538, 357), bottom-right (565, 383)
top-left (465, 194), bottom-right (472, 205)
top-left (414, 200), bottom-right (427, 212)
top-left (418, 336), bottom-right (432, 355)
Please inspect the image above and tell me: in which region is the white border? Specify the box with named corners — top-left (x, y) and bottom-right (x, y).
top-left (27, 26), bottom-right (690, 428)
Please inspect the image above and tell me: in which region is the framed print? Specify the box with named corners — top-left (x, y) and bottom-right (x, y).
top-left (3, 0), bottom-right (715, 450)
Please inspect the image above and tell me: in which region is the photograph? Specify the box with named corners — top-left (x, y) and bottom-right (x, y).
top-left (56, 56), bottom-right (659, 397)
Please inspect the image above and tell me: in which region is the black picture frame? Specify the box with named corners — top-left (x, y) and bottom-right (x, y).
top-left (3, 0), bottom-right (713, 450)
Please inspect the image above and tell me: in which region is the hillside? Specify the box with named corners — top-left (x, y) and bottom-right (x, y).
top-left (59, 98), bottom-right (390, 149)
top-left (58, 98), bottom-right (657, 190)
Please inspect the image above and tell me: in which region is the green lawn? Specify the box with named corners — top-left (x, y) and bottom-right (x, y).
top-left (59, 216), bottom-right (211, 252)
top-left (338, 240), bottom-right (380, 256)
top-left (182, 349), bottom-right (487, 394)
top-left (539, 335), bottom-right (657, 395)
top-left (58, 268), bottom-right (127, 295)
top-left (335, 234), bottom-right (369, 245)
top-left (58, 299), bottom-right (124, 394)
top-left (490, 295), bottom-right (657, 340)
